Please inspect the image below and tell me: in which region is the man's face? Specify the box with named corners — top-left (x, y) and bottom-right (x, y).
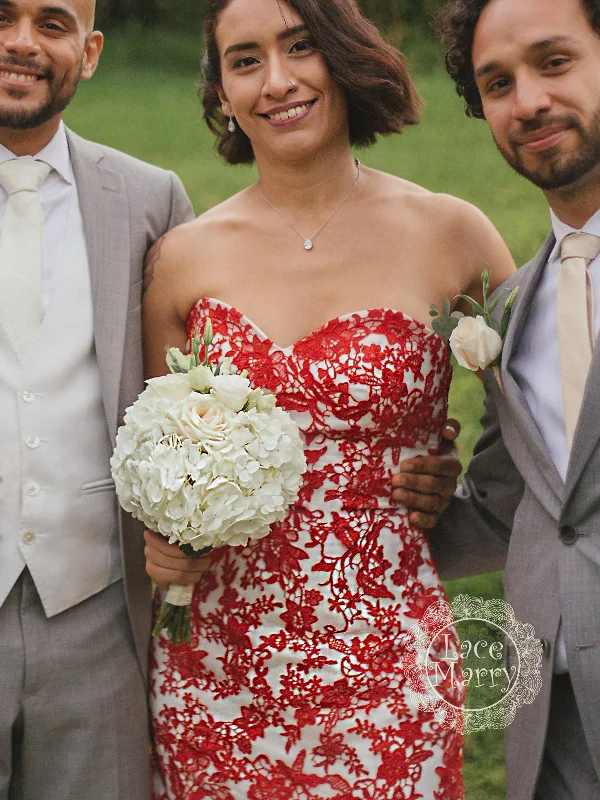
top-left (0, 0), bottom-right (101, 130)
top-left (473, 0), bottom-right (600, 192)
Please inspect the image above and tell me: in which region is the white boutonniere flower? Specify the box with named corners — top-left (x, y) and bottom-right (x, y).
top-left (430, 269), bottom-right (519, 389)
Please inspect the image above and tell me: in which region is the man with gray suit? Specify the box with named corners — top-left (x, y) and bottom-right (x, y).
top-left (0, 0), bottom-right (196, 797)
top-left (393, 0), bottom-right (600, 797)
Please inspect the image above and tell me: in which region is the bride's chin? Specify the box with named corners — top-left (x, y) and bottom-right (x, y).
top-left (254, 136), bottom-right (334, 168)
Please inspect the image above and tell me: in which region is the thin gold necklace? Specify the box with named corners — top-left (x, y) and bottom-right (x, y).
top-left (257, 158), bottom-right (361, 251)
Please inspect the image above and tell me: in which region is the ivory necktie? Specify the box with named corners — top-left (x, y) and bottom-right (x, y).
top-left (0, 158), bottom-right (52, 360)
top-left (558, 231), bottom-right (600, 448)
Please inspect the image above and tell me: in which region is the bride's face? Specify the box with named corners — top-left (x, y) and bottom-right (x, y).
top-left (215, 0), bottom-right (349, 163)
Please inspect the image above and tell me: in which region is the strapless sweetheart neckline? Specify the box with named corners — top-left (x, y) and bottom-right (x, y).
top-left (194, 296), bottom-right (437, 353)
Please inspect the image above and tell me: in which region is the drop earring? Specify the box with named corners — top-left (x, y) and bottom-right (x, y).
top-left (228, 117), bottom-right (236, 133)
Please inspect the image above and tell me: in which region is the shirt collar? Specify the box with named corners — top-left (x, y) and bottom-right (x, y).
top-left (549, 205), bottom-right (600, 262)
top-left (0, 121), bottom-right (73, 185)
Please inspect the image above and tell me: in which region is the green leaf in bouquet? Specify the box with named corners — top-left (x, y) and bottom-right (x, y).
top-left (443, 297), bottom-right (451, 316)
top-left (432, 314), bottom-right (460, 340)
top-left (191, 332), bottom-right (201, 367)
top-left (180, 543), bottom-right (213, 558)
top-left (430, 304), bottom-right (440, 318)
top-left (203, 318), bottom-right (214, 347)
top-left (166, 346), bottom-right (193, 374)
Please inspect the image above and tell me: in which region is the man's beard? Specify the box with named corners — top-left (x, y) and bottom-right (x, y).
top-left (0, 58), bottom-right (83, 130)
top-left (493, 107), bottom-right (600, 191)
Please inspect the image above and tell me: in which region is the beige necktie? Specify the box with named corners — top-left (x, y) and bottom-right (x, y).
top-left (558, 232), bottom-right (600, 448)
top-left (0, 159), bottom-right (52, 360)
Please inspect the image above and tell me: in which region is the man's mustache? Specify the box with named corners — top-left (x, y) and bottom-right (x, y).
top-left (0, 57), bottom-right (51, 79)
top-left (508, 115), bottom-right (579, 146)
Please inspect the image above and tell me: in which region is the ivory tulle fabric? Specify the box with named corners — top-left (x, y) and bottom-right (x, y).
top-left (151, 298), bottom-right (464, 800)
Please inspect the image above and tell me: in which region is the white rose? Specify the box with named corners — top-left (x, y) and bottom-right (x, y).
top-left (145, 374), bottom-right (193, 402)
top-left (449, 315), bottom-right (503, 371)
top-left (211, 374), bottom-right (252, 412)
top-left (176, 393), bottom-right (234, 443)
top-left (188, 365), bottom-right (214, 393)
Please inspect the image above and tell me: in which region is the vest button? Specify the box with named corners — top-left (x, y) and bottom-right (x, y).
top-left (21, 391), bottom-right (36, 403)
top-left (22, 530), bottom-right (36, 545)
top-left (26, 436), bottom-right (40, 449)
top-left (26, 482), bottom-right (40, 497)
top-left (560, 526), bottom-right (579, 545)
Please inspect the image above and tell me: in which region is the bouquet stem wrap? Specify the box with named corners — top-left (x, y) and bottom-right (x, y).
top-left (165, 584), bottom-right (195, 606)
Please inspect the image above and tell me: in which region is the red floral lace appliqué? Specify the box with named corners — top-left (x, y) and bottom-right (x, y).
top-left (150, 299), bottom-right (463, 800)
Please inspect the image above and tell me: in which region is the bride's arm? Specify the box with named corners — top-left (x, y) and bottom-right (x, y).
top-left (141, 226), bottom-right (211, 589)
top-left (142, 229), bottom-right (190, 379)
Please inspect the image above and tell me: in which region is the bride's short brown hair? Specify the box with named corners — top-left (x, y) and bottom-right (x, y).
top-left (201, 0), bottom-right (421, 165)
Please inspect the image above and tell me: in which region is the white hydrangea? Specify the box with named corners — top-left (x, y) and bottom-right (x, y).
top-left (110, 372), bottom-right (307, 552)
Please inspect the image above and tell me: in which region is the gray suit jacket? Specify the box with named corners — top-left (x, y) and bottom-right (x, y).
top-left (67, 128), bottom-right (195, 681)
top-left (429, 233), bottom-right (600, 800)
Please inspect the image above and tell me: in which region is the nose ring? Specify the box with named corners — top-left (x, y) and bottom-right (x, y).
top-left (289, 79), bottom-right (298, 91)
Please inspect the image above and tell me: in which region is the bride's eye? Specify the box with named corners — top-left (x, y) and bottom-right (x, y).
top-left (233, 55), bottom-right (260, 69)
top-left (290, 38), bottom-right (315, 54)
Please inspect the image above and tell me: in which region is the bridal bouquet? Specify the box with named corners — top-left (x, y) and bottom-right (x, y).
top-left (110, 318), bottom-right (307, 645)
top-left (430, 269), bottom-right (518, 379)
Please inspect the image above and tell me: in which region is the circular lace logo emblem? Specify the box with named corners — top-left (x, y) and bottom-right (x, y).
top-left (403, 594), bottom-right (543, 733)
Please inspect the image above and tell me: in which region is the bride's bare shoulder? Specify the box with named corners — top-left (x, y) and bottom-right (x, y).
top-left (142, 189), bottom-right (254, 287)
top-left (165, 189), bottom-right (254, 249)
top-left (369, 168), bottom-right (485, 222)
top-left (367, 168), bottom-right (516, 287)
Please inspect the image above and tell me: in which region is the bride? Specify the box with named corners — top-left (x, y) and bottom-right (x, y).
top-left (143, 0), bottom-right (515, 796)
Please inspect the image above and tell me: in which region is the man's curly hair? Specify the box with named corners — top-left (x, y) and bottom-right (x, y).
top-left (435, 0), bottom-right (600, 119)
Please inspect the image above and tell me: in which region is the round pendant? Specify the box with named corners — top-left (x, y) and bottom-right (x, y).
top-left (304, 239), bottom-right (313, 251)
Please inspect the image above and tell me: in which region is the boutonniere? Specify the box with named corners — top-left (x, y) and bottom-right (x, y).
top-left (429, 269), bottom-right (519, 390)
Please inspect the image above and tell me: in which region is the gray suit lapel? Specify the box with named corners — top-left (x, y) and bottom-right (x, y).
top-left (500, 233), bottom-right (565, 508)
top-left (66, 129), bottom-right (131, 443)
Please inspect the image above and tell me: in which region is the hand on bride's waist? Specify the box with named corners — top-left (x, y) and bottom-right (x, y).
top-left (390, 420), bottom-right (462, 529)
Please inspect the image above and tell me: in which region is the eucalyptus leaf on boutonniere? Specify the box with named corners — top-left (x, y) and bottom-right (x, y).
top-left (430, 269), bottom-right (519, 390)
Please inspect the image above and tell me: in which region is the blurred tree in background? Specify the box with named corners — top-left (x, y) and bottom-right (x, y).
top-left (94, 0), bottom-right (448, 37)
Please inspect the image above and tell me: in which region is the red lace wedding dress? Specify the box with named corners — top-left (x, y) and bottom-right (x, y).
top-left (150, 298), bottom-right (464, 800)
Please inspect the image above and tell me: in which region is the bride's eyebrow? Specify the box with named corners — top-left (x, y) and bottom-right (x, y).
top-left (223, 25), bottom-right (310, 58)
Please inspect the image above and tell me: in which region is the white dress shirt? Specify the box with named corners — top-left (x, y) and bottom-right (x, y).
top-left (511, 206), bottom-right (600, 673)
top-left (0, 122), bottom-right (74, 317)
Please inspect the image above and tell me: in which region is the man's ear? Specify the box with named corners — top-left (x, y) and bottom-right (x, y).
top-left (81, 31), bottom-right (104, 81)
top-left (216, 85), bottom-right (232, 119)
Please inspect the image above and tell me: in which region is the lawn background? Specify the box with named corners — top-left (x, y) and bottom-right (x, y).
top-left (64, 28), bottom-right (551, 799)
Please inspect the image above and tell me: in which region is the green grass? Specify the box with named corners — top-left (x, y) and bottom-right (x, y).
top-left (64, 29), bottom-right (551, 799)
